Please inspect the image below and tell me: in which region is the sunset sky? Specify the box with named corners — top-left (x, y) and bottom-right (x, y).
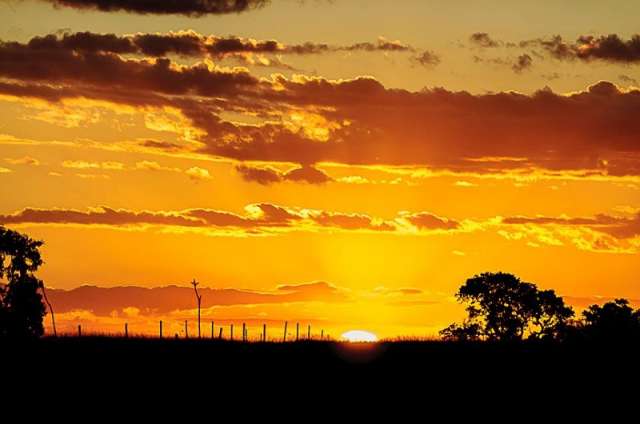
top-left (1, 0), bottom-right (639, 338)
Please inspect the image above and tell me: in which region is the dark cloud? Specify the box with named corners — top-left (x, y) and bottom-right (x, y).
top-left (0, 207), bottom-right (204, 227)
top-left (16, 31), bottom-right (416, 61)
top-left (573, 34), bottom-right (640, 63)
top-left (282, 165), bottom-right (331, 184)
top-left (520, 34), bottom-right (640, 64)
top-left (286, 37), bottom-right (414, 55)
top-left (229, 78), bottom-right (640, 176)
top-left (0, 204), bottom-right (464, 234)
top-left (236, 164), bottom-right (332, 184)
top-left (312, 211), bottom-right (395, 231)
top-left (0, 38), bottom-right (263, 97)
top-left (235, 164), bottom-right (284, 185)
top-left (512, 54), bottom-right (533, 73)
top-left (36, 0), bottom-right (270, 16)
top-left (403, 212), bottom-right (460, 230)
top-left (411, 50), bottom-right (441, 67)
top-left (469, 32), bottom-right (501, 48)
top-left (472, 55), bottom-right (509, 66)
top-left (341, 38), bottom-right (413, 53)
top-left (473, 52), bottom-right (532, 73)
top-left (0, 204), bottom-right (301, 229)
top-left (140, 140), bottom-right (184, 152)
top-left (4, 34), bottom-right (640, 176)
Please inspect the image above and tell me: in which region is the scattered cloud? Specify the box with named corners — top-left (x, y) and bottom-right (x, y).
top-left (62, 160), bottom-right (125, 170)
top-left (185, 166), bottom-right (212, 180)
top-left (75, 173), bottom-right (110, 179)
top-left (5, 156), bottom-right (40, 166)
top-left (500, 212), bottom-right (640, 253)
top-left (134, 160), bottom-right (181, 173)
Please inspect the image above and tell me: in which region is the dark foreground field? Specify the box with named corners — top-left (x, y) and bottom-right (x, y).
top-left (5, 338), bottom-right (639, 413)
top-left (6, 336), bottom-right (640, 386)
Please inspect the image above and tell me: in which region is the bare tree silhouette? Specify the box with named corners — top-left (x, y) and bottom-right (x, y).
top-left (192, 279), bottom-right (202, 338)
top-left (39, 281), bottom-right (56, 337)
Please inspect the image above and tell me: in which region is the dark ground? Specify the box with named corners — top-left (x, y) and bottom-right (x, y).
top-left (0, 337), bottom-right (640, 423)
top-left (4, 337), bottom-right (639, 409)
top-left (6, 336), bottom-right (639, 377)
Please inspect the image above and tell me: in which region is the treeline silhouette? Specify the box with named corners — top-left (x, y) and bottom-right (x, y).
top-left (1, 226), bottom-right (639, 343)
top-left (440, 272), bottom-right (640, 343)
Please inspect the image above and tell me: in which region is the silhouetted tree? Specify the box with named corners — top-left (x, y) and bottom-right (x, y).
top-left (530, 288), bottom-right (575, 340)
top-left (580, 299), bottom-right (640, 341)
top-left (0, 226), bottom-right (47, 339)
top-left (440, 272), bottom-right (574, 341)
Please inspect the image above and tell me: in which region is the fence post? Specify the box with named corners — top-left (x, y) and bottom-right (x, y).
top-left (263, 324), bottom-right (267, 342)
top-left (321, 329), bottom-right (324, 340)
top-left (283, 321), bottom-right (288, 342)
top-left (308, 325), bottom-right (311, 340)
top-left (242, 323), bottom-right (246, 342)
top-left (230, 324), bottom-right (234, 341)
top-left (125, 322), bottom-right (128, 338)
top-left (296, 322), bottom-right (299, 341)
top-left (160, 320), bottom-right (163, 339)
top-left (78, 324), bottom-right (81, 337)
top-left (184, 320), bottom-right (188, 339)
top-left (211, 321), bottom-right (214, 339)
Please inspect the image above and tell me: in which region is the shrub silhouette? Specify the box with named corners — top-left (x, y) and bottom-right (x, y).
top-left (441, 272), bottom-right (574, 341)
top-left (0, 226), bottom-right (47, 339)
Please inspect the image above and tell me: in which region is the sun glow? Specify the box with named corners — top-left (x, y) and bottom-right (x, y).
top-left (341, 330), bottom-right (378, 342)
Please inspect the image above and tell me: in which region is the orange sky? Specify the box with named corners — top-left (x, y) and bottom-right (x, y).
top-left (1, 0), bottom-right (639, 338)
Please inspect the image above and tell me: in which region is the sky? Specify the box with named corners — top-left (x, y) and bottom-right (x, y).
top-left (1, 0), bottom-right (639, 338)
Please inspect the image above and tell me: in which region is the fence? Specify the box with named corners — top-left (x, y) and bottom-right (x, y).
top-left (67, 321), bottom-right (329, 342)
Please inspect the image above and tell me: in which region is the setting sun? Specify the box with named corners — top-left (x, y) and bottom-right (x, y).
top-left (341, 330), bottom-right (379, 343)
